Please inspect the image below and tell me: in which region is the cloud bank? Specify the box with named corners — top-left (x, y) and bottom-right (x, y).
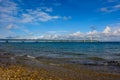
top-left (4, 26), bottom-right (119, 42)
top-left (0, 0), bottom-right (70, 24)
top-left (37, 26), bottom-right (120, 41)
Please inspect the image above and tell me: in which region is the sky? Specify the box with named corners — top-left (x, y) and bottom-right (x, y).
top-left (0, 0), bottom-right (120, 41)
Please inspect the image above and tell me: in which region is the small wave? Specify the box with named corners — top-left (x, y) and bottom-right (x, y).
top-left (19, 54), bottom-right (35, 59)
top-left (26, 55), bottom-right (35, 59)
top-left (87, 57), bottom-right (106, 61)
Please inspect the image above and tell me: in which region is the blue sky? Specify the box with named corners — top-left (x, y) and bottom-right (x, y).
top-left (0, 0), bottom-right (120, 41)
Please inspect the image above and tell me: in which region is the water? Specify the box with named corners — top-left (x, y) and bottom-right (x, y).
top-left (0, 42), bottom-right (120, 62)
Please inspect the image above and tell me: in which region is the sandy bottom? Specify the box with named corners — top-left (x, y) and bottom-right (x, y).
top-left (0, 64), bottom-right (120, 80)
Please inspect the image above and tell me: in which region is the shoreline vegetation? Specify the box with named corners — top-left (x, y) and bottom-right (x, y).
top-left (0, 51), bottom-right (120, 80)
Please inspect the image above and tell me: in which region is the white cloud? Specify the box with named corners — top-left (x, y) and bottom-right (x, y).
top-left (0, 0), bottom-right (69, 24)
top-left (87, 30), bottom-right (98, 35)
top-left (100, 26), bottom-right (120, 41)
top-left (103, 26), bottom-right (111, 34)
top-left (107, 0), bottom-right (118, 2)
top-left (69, 31), bottom-right (82, 37)
top-left (100, 4), bottom-right (120, 13)
top-left (39, 34), bottom-right (59, 39)
top-left (47, 31), bottom-right (68, 34)
top-left (100, 8), bottom-right (109, 12)
top-left (5, 24), bottom-right (33, 39)
top-left (45, 8), bottom-right (53, 12)
top-left (6, 24), bottom-right (19, 30)
top-left (21, 14), bottom-right (34, 23)
top-left (63, 16), bottom-right (72, 20)
top-left (0, 0), bottom-right (18, 23)
top-left (35, 31), bottom-right (83, 40)
top-left (41, 7), bottom-right (53, 12)
top-left (0, 26), bottom-right (16, 38)
top-left (112, 27), bottom-right (120, 36)
top-left (6, 24), bottom-right (13, 30)
top-left (114, 4), bottom-right (120, 8)
top-left (21, 9), bottom-right (61, 23)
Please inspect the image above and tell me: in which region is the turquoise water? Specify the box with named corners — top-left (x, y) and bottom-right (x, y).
top-left (0, 42), bottom-right (120, 62)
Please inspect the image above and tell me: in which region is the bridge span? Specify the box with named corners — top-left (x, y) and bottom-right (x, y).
top-left (0, 39), bottom-right (99, 43)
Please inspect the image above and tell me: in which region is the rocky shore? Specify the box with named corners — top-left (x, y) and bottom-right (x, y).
top-left (0, 52), bottom-right (120, 80)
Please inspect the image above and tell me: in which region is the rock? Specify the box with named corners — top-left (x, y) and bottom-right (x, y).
top-left (107, 61), bottom-right (120, 66)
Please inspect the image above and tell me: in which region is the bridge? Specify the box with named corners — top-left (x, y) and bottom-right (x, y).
top-left (0, 39), bottom-right (99, 43)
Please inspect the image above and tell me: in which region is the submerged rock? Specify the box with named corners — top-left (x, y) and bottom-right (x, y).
top-left (106, 61), bottom-right (120, 66)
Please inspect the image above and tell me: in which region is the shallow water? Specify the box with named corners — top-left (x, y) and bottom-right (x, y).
top-left (0, 42), bottom-right (120, 63)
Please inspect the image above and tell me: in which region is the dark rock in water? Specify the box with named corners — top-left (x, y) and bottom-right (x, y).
top-left (0, 53), bottom-right (15, 58)
top-left (22, 54), bottom-right (28, 58)
top-left (67, 60), bottom-right (105, 66)
top-left (114, 54), bottom-right (120, 56)
top-left (106, 61), bottom-right (120, 66)
top-left (62, 52), bottom-right (85, 56)
top-left (35, 56), bottom-right (53, 60)
top-left (0, 49), bottom-right (5, 52)
top-left (67, 59), bottom-right (120, 67)
top-left (82, 61), bottom-right (99, 65)
top-left (0, 53), bottom-right (16, 67)
top-left (35, 56), bottom-right (44, 60)
top-left (82, 61), bottom-right (107, 66)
